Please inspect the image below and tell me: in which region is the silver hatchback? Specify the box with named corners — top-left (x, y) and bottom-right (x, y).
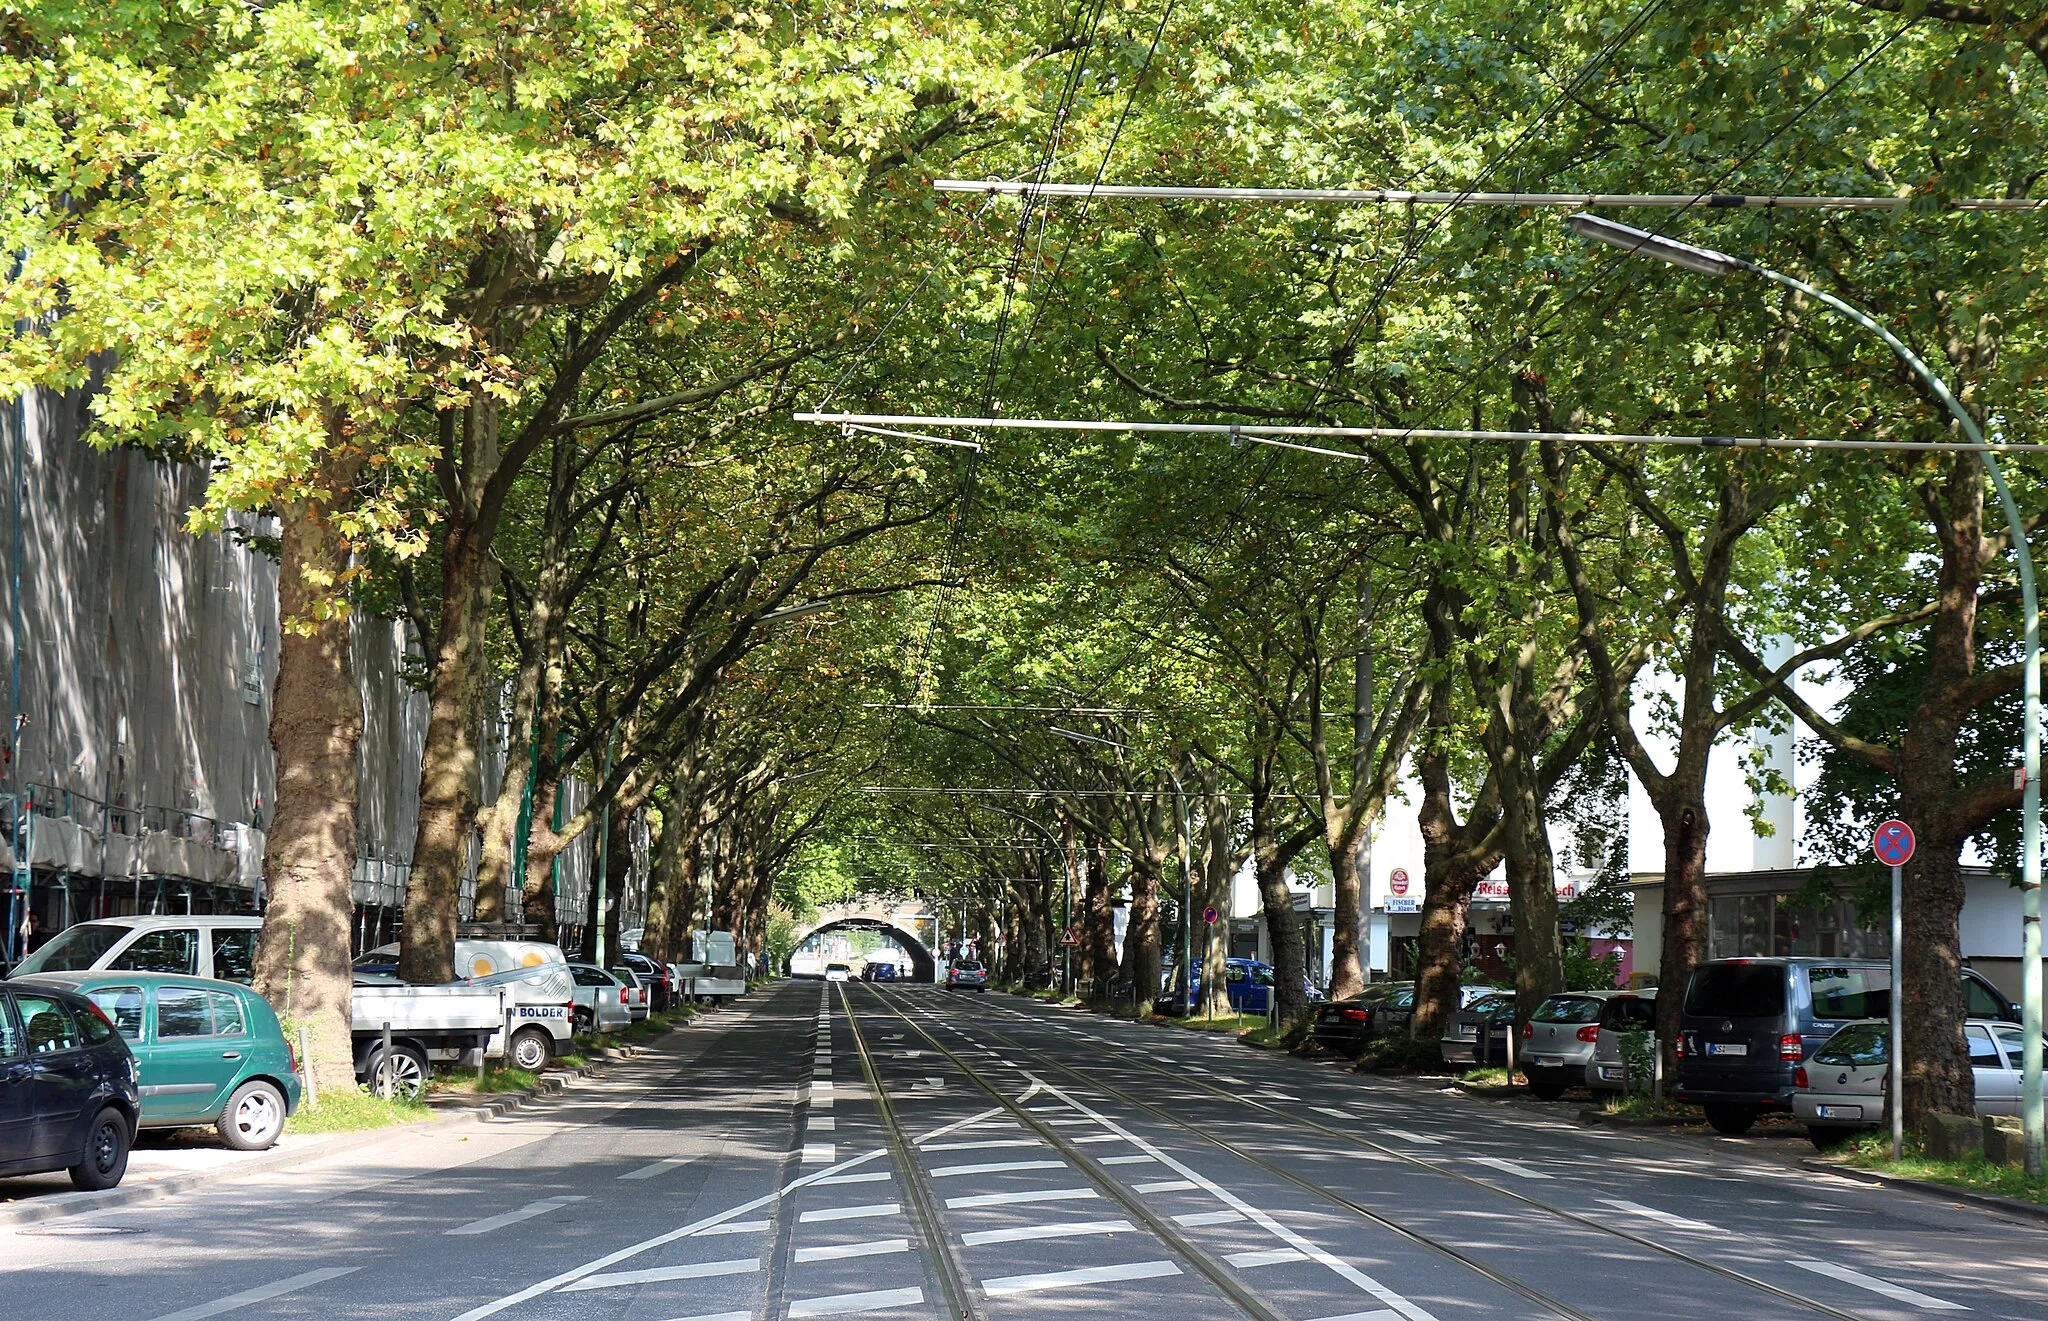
top-left (1794, 1018), bottom-right (2043, 1147)
top-left (1584, 990), bottom-right (1659, 1093)
top-left (1523, 990), bottom-right (1636, 1101)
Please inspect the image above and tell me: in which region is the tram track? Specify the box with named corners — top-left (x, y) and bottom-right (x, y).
top-left (892, 986), bottom-right (1874, 1321)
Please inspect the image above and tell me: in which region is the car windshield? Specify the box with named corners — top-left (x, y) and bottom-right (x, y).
top-left (1684, 964), bottom-right (1787, 1018)
top-left (1386, 987), bottom-right (1415, 1009)
top-left (1812, 1022), bottom-right (1888, 1067)
top-left (12, 923), bottom-right (129, 974)
top-left (1534, 996), bottom-right (1604, 1024)
top-left (1467, 994), bottom-right (1513, 1015)
top-left (954, 962), bottom-right (983, 972)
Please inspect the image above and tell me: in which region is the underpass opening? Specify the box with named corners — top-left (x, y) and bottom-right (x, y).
top-left (789, 917), bottom-right (937, 983)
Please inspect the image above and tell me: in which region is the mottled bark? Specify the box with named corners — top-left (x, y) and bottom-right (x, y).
top-left (253, 437), bottom-right (367, 1098)
top-left (1197, 773), bottom-right (1237, 1019)
top-left (1120, 854), bottom-right (1162, 1016)
top-left (1080, 838), bottom-right (1116, 1008)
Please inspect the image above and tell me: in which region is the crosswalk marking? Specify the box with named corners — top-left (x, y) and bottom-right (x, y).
top-left (1133, 1179), bottom-right (1198, 1194)
top-left (799, 1203), bottom-right (899, 1224)
top-left (1227, 1248), bottom-right (1309, 1268)
top-left (787, 1287), bottom-right (924, 1317)
top-left (922, 1138), bottom-right (1043, 1152)
top-left (929, 1159), bottom-right (1066, 1178)
top-left (946, 1187), bottom-right (1098, 1209)
top-left (793, 1238), bottom-right (910, 1263)
top-left (981, 1261), bottom-right (1181, 1296)
top-left (961, 1220), bottom-right (1135, 1247)
top-left (1099, 1154), bottom-right (1158, 1166)
top-left (803, 1143), bottom-right (837, 1164)
top-left (1174, 1209), bottom-right (1245, 1227)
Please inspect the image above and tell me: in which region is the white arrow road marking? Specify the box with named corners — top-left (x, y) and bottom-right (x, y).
top-left (562, 1258), bottom-right (759, 1292)
top-left (788, 1287), bottom-right (924, 1317)
top-left (620, 1157), bottom-right (696, 1180)
top-left (143, 1268), bottom-right (360, 1321)
top-left (981, 1261), bottom-right (1182, 1296)
top-left (447, 1197), bottom-right (586, 1235)
top-left (1788, 1260), bottom-right (1968, 1311)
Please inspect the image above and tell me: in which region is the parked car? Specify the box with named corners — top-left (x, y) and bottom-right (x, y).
top-left (1376, 982), bottom-right (1504, 1040)
top-left (8, 914), bottom-right (260, 984)
top-left (567, 964), bottom-right (633, 1034)
top-left (358, 940), bottom-right (576, 1071)
top-left (1584, 989), bottom-right (1659, 1094)
top-left (1793, 1018), bottom-right (2046, 1148)
top-left (1312, 982), bottom-right (1412, 1056)
top-left (946, 959), bottom-right (990, 992)
top-left (616, 952), bottom-right (674, 1012)
top-left (1522, 990), bottom-right (1644, 1101)
top-left (609, 966), bottom-right (651, 1022)
top-left (1675, 957), bottom-right (2017, 1134)
top-left (1157, 958), bottom-right (1324, 1016)
top-left (1440, 992), bottom-right (1517, 1067)
top-left (862, 963), bottom-right (900, 982)
top-left (0, 980), bottom-right (140, 1189)
top-left (20, 973), bottom-right (301, 1150)
top-left (825, 962), bottom-right (853, 983)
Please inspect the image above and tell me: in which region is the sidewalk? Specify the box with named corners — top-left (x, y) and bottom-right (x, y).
top-left (0, 1006), bottom-right (745, 1229)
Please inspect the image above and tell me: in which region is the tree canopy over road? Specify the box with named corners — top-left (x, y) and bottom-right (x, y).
top-left (5, 0), bottom-right (2046, 1121)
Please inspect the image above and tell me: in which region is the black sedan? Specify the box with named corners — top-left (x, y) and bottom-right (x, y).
top-left (1, 981), bottom-right (141, 1189)
top-left (1312, 982), bottom-right (1412, 1056)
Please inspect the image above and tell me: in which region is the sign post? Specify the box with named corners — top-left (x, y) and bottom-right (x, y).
top-left (1873, 819), bottom-right (1916, 1160)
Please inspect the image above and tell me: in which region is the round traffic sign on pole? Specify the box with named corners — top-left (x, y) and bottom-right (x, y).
top-left (1872, 819), bottom-right (1916, 867)
top-left (1201, 906), bottom-right (1219, 926)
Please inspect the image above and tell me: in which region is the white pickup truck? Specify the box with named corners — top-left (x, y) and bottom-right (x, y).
top-left (351, 981), bottom-right (504, 1097)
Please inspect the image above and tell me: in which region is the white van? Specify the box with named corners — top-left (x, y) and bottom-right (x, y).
top-left (8, 914), bottom-right (262, 983)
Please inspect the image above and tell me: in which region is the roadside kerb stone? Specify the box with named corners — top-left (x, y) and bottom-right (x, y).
top-left (1802, 1156), bottom-right (2048, 1226)
top-left (0, 1026), bottom-right (676, 1230)
top-left (1982, 1115), bottom-right (2027, 1167)
top-left (1922, 1112), bottom-right (1982, 1161)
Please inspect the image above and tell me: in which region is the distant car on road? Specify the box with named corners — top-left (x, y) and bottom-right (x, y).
top-left (861, 963), bottom-right (900, 982)
top-left (946, 960), bottom-right (990, 992)
top-left (1793, 1018), bottom-right (2045, 1148)
top-left (824, 962), bottom-right (853, 983)
top-left (0, 980), bottom-right (140, 1189)
top-left (1440, 992), bottom-right (1517, 1067)
top-left (19, 972), bottom-right (301, 1150)
top-left (1158, 958), bottom-right (1324, 1016)
top-left (1676, 957), bottom-right (2016, 1135)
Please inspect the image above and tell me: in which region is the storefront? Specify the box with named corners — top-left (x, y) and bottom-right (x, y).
top-left (1368, 870), bottom-right (1624, 983)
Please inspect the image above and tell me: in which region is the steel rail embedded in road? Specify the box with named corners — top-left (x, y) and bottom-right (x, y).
top-left (836, 983), bottom-right (982, 1321)
top-left (935, 993), bottom-right (1875, 1321)
top-left (856, 984), bottom-right (1292, 1321)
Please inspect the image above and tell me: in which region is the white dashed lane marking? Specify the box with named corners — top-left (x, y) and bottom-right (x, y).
top-left (945, 1187), bottom-right (1098, 1209)
top-left (793, 1238), bottom-right (911, 1263)
top-left (1788, 1260), bottom-right (1968, 1311)
top-left (799, 1203), bottom-right (900, 1224)
top-left (929, 1159), bottom-right (1066, 1178)
top-left (619, 1156), bottom-right (696, 1180)
top-left (446, 1197), bottom-right (585, 1235)
top-left (1228, 1248), bottom-right (1309, 1268)
top-left (142, 1268), bottom-right (360, 1321)
top-left (960, 1219), bottom-right (1135, 1246)
top-left (561, 1258), bottom-right (759, 1291)
top-left (1468, 1156), bottom-right (1549, 1180)
top-left (981, 1261), bottom-right (1182, 1296)
top-left (787, 1286), bottom-right (925, 1317)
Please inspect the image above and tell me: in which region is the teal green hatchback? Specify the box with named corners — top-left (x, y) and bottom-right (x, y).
top-left (16, 972), bottom-right (302, 1150)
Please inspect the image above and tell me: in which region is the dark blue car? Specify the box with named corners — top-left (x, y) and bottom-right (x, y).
top-left (1157, 958), bottom-right (1323, 1016)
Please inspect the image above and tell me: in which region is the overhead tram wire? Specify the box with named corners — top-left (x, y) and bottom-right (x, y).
top-left (935, 182), bottom-right (2046, 211)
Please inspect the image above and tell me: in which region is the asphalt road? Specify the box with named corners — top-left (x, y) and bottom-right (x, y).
top-left (3, 981), bottom-right (2043, 1321)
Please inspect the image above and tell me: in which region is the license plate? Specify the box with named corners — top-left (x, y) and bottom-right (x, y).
top-left (1529, 1056), bottom-right (1560, 1068)
top-left (1815, 1105), bottom-right (1862, 1120)
top-left (1705, 1042), bottom-right (1748, 1056)
top-left (1598, 1066), bottom-right (1623, 1080)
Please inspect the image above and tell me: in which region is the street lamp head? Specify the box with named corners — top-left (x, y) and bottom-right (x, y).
top-left (1565, 213), bottom-right (1754, 278)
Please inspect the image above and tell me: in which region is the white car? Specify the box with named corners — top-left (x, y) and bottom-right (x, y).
top-left (1794, 1018), bottom-right (2042, 1148)
top-left (825, 962), bottom-right (852, 983)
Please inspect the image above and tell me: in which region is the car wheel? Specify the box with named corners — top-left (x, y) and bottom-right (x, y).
top-left (364, 1041), bottom-right (430, 1101)
top-left (1806, 1125), bottom-right (1852, 1151)
top-left (218, 1080), bottom-right (289, 1151)
top-left (510, 1026), bottom-right (554, 1071)
top-left (69, 1107), bottom-right (131, 1190)
top-left (1527, 1080), bottom-right (1566, 1102)
top-left (1703, 1103), bottom-right (1758, 1136)
top-left (572, 1006), bottom-right (593, 1033)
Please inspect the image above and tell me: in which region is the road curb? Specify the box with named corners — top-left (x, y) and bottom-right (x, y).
top-left (0, 1022), bottom-right (688, 1229)
top-left (1799, 1157), bottom-right (2048, 1224)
